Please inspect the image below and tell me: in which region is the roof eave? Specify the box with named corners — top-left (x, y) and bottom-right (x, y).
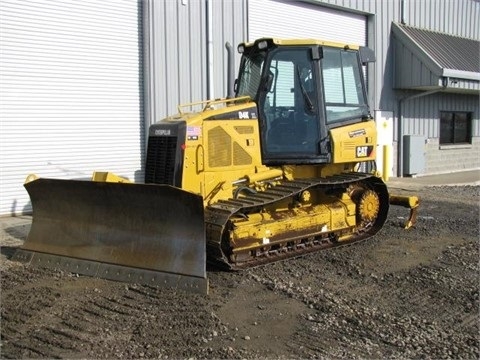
top-left (392, 22), bottom-right (480, 83)
top-left (391, 22), bottom-right (443, 75)
top-left (442, 69), bottom-right (480, 81)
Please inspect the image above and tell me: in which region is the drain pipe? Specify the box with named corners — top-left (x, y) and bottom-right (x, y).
top-left (397, 84), bottom-right (447, 176)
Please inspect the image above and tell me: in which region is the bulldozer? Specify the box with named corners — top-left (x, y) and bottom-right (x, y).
top-left (13, 38), bottom-right (419, 294)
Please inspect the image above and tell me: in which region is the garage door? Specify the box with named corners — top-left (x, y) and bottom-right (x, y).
top-left (0, 0), bottom-right (144, 215)
top-left (248, 0), bottom-right (366, 46)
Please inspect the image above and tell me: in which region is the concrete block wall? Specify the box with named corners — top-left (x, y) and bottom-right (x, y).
top-left (425, 137), bottom-right (480, 174)
top-left (390, 138), bottom-right (480, 177)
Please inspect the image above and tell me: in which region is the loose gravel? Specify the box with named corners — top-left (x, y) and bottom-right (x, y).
top-left (1, 185), bottom-right (478, 359)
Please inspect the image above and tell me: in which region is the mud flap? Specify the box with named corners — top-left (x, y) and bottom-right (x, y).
top-left (13, 178), bottom-right (208, 294)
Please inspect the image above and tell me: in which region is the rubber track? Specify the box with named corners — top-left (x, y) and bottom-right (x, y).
top-left (205, 173), bottom-right (388, 270)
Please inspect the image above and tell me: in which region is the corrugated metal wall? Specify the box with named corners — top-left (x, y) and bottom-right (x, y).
top-left (211, 1), bottom-right (247, 100)
top-left (147, 0), bottom-right (205, 120)
top-left (313, 0), bottom-right (480, 112)
top-left (0, 0), bottom-right (144, 216)
top-left (146, 0), bottom-right (247, 123)
top-left (392, 40), bottom-right (440, 89)
top-left (310, 0), bottom-right (480, 175)
top-left (315, 0), bottom-right (480, 38)
top-left (145, 0), bottom-right (478, 175)
top-left (403, 0), bottom-right (479, 38)
top-left (402, 93), bottom-right (480, 138)
top-left (1, 0), bottom-right (478, 217)
top-left (248, 0), bottom-right (366, 45)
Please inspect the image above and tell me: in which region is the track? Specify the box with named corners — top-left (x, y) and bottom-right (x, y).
top-left (206, 173), bottom-right (389, 269)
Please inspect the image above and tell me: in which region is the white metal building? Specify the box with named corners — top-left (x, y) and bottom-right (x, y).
top-left (1, 0), bottom-right (479, 216)
top-left (1, 0), bottom-right (145, 215)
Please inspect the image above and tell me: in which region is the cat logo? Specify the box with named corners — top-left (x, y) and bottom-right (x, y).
top-left (356, 146), bottom-right (372, 158)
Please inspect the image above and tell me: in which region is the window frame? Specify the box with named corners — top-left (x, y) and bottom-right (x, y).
top-left (439, 111), bottom-right (472, 145)
top-left (260, 47), bottom-right (322, 158)
top-left (321, 47), bottom-right (369, 124)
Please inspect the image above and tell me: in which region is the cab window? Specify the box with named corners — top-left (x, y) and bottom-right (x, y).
top-left (263, 48), bottom-right (320, 155)
top-left (322, 48), bottom-right (368, 123)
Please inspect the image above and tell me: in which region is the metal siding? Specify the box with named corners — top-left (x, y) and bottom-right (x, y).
top-left (212, 0), bottom-right (248, 99)
top-left (150, 0), bottom-right (205, 119)
top-left (248, 0), bottom-right (366, 46)
top-left (191, 1), bottom-right (207, 101)
top-left (394, 23), bottom-right (480, 74)
top-left (313, 0), bottom-right (480, 109)
top-left (402, 93), bottom-right (479, 138)
top-left (298, 0), bottom-right (480, 176)
top-left (405, 0), bottom-right (480, 38)
top-left (0, 0), bottom-right (144, 216)
top-left (453, 79), bottom-right (480, 92)
top-left (148, 0), bottom-right (246, 120)
top-left (164, 1), bottom-right (180, 115)
top-left (393, 40), bottom-right (441, 90)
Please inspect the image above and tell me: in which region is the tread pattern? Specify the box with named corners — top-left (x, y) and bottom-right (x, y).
top-left (206, 173), bottom-right (389, 269)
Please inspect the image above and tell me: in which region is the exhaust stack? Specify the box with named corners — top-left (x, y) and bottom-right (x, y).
top-left (225, 42), bottom-right (235, 98)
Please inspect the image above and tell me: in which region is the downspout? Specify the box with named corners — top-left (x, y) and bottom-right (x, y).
top-left (397, 82), bottom-right (447, 176)
top-left (206, 0), bottom-right (214, 99)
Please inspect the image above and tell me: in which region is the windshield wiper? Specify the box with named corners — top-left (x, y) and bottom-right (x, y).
top-left (295, 66), bottom-right (315, 113)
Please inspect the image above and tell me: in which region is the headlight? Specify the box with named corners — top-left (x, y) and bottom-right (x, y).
top-left (257, 40), bottom-right (268, 50)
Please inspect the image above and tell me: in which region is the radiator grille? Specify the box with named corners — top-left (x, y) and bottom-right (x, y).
top-left (208, 126), bottom-right (231, 167)
top-left (233, 142), bottom-right (252, 165)
top-left (145, 136), bottom-right (178, 185)
top-left (234, 125), bottom-right (254, 134)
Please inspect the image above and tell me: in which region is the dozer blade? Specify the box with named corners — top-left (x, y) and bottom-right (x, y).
top-left (389, 194), bottom-right (420, 229)
top-left (13, 178), bottom-right (208, 294)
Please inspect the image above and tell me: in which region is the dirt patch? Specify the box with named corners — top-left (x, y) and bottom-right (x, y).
top-left (1, 186), bottom-right (479, 359)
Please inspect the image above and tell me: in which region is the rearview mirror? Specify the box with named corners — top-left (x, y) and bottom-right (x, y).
top-left (359, 46), bottom-right (376, 64)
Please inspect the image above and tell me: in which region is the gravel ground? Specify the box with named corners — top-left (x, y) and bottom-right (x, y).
top-left (1, 185), bottom-right (479, 359)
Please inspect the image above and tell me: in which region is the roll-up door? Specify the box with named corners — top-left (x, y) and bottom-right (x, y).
top-left (0, 0), bottom-right (144, 215)
top-left (248, 0), bottom-right (366, 46)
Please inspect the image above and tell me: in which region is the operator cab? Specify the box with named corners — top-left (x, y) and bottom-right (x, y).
top-left (235, 38), bottom-right (373, 165)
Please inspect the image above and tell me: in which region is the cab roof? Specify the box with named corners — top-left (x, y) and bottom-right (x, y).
top-left (239, 38), bottom-right (360, 51)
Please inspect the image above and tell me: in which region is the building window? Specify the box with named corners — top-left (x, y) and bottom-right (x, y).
top-left (440, 111), bottom-right (472, 145)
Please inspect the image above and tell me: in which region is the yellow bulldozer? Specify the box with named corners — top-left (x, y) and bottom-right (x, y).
top-left (14, 38), bottom-right (418, 294)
